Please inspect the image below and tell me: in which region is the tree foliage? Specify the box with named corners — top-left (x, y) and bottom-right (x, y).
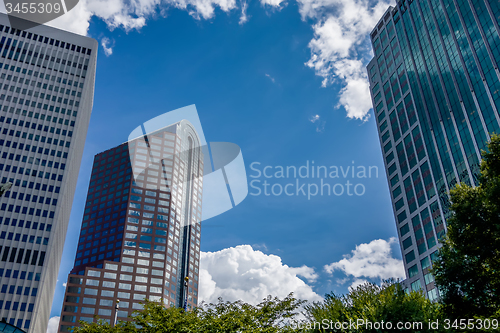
top-left (70, 318), bottom-right (136, 333)
top-left (71, 293), bottom-right (304, 333)
top-left (303, 280), bottom-right (444, 332)
top-left (433, 134), bottom-right (500, 319)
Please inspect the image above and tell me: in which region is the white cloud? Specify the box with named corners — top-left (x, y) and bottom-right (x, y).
top-left (310, 114), bottom-right (320, 123)
top-left (239, 1), bottom-right (249, 25)
top-left (335, 277), bottom-right (349, 285)
top-left (199, 245), bottom-right (322, 305)
top-left (47, 316), bottom-right (60, 333)
top-left (43, 0), bottom-right (239, 36)
top-left (45, 1), bottom-right (93, 36)
top-left (259, 0), bottom-right (286, 8)
top-left (349, 278), bottom-right (368, 290)
top-left (324, 237), bottom-right (405, 281)
top-left (101, 37), bottom-right (114, 56)
top-left (338, 73), bottom-right (373, 120)
top-left (171, 0), bottom-right (237, 20)
top-left (309, 114), bottom-right (325, 132)
top-left (252, 243), bottom-right (269, 251)
top-left (289, 265), bottom-right (319, 283)
top-left (32, 0), bottom-right (390, 122)
top-left (265, 73), bottom-right (276, 83)
top-left (302, 0), bottom-right (392, 120)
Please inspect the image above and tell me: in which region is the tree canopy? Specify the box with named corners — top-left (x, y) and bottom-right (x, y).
top-left (302, 280), bottom-right (444, 332)
top-left (71, 293), bottom-right (304, 333)
top-left (433, 134), bottom-right (500, 319)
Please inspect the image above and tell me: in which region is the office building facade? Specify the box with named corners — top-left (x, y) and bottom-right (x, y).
top-left (368, 0), bottom-right (500, 299)
top-left (58, 120), bottom-right (203, 332)
top-left (0, 14), bottom-right (98, 332)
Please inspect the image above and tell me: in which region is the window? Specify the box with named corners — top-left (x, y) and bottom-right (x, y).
top-left (117, 311), bottom-right (128, 318)
top-left (400, 223), bottom-right (409, 237)
top-left (428, 288), bottom-right (438, 301)
top-left (151, 278), bottom-right (162, 285)
top-left (152, 261), bottom-right (164, 268)
top-left (410, 279), bottom-right (421, 291)
top-left (430, 251), bottom-right (439, 262)
top-left (392, 186), bottom-right (402, 199)
top-left (100, 299), bottom-right (113, 307)
top-left (117, 292), bottom-right (130, 298)
top-left (132, 303), bottom-right (144, 310)
top-left (87, 270), bottom-right (101, 277)
top-left (120, 274), bottom-right (132, 281)
top-left (135, 285), bottom-right (147, 292)
top-left (390, 174), bottom-right (399, 187)
top-left (82, 297), bottom-right (96, 305)
top-left (136, 267), bottom-right (148, 274)
top-left (119, 283), bottom-right (131, 290)
top-left (151, 269), bottom-right (163, 276)
top-left (402, 236), bottom-right (412, 250)
top-left (98, 309), bottom-right (112, 316)
top-left (81, 307), bottom-right (95, 314)
top-left (405, 250), bottom-right (415, 264)
top-left (101, 290), bottom-right (114, 297)
top-left (150, 286), bottom-right (162, 293)
top-left (395, 198), bottom-right (404, 211)
top-left (133, 293), bottom-right (146, 300)
top-left (408, 265), bottom-right (419, 278)
top-left (135, 276), bottom-right (147, 283)
top-left (421, 257), bottom-right (431, 270)
top-left (84, 288), bottom-right (97, 295)
top-left (103, 281), bottom-right (115, 288)
top-left (86, 279), bottom-right (99, 286)
top-left (140, 235), bottom-right (152, 242)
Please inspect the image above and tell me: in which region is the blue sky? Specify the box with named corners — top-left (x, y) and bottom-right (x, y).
top-left (39, 0), bottom-right (406, 327)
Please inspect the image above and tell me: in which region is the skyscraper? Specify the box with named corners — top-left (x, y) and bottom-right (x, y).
top-left (58, 120), bottom-right (203, 332)
top-left (368, 0), bottom-right (500, 299)
top-left (0, 14), bottom-right (97, 332)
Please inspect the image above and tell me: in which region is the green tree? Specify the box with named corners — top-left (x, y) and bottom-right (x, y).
top-left (433, 134), bottom-right (500, 319)
top-left (131, 302), bottom-right (200, 332)
top-left (70, 318), bottom-right (136, 333)
top-left (70, 294), bottom-right (304, 333)
top-left (196, 294), bottom-right (304, 332)
top-left (303, 280), bottom-right (445, 332)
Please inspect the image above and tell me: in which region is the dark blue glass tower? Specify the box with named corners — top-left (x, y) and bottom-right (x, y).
top-left (368, 0), bottom-right (500, 299)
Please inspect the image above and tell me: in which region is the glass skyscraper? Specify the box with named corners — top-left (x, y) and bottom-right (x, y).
top-left (58, 120), bottom-right (203, 332)
top-left (368, 0), bottom-right (500, 299)
top-left (0, 13), bottom-right (97, 332)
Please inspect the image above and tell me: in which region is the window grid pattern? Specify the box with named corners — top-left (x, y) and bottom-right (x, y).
top-left (59, 122), bottom-right (203, 332)
top-left (0, 15), bottom-right (97, 332)
top-left (367, 0), bottom-right (500, 299)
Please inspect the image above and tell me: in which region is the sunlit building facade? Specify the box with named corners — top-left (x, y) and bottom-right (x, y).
top-left (58, 120), bottom-right (203, 332)
top-left (0, 13), bottom-right (97, 333)
top-left (368, 1), bottom-right (500, 299)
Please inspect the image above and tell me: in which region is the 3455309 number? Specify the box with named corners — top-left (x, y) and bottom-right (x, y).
top-left (5, 2), bottom-right (62, 14)
top-left (443, 319), bottom-right (499, 330)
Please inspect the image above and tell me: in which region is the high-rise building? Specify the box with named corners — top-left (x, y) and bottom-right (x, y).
top-left (58, 120), bottom-right (203, 332)
top-left (0, 14), bottom-right (97, 332)
top-left (368, 1), bottom-right (500, 299)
